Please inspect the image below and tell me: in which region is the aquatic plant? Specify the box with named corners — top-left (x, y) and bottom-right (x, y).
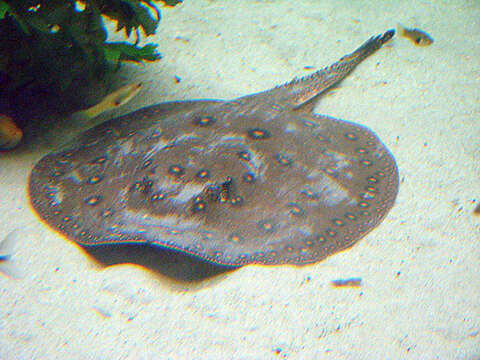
top-left (0, 0), bottom-right (181, 112)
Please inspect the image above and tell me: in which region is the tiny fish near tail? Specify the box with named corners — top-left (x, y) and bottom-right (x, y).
top-left (397, 23), bottom-right (433, 46)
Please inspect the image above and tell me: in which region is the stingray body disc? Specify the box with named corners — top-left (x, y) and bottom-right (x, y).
top-left (28, 99), bottom-right (398, 266)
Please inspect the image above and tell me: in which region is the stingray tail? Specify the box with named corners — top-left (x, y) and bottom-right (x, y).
top-left (271, 29), bottom-right (395, 109)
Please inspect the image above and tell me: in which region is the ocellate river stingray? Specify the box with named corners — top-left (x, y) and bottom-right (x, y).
top-left (28, 30), bottom-right (399, 266)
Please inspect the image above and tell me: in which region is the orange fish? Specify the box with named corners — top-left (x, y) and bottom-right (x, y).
top-left (0, 114), bottom-right (22, 150)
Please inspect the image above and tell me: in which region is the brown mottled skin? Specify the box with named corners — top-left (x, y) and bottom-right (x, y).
top-left (28, 30), bottom-right (398, 266)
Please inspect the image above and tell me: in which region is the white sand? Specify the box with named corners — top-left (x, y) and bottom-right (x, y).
top-left (0, 1), bottom-right (479, 359)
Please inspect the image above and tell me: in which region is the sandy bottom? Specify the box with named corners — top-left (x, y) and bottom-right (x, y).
top-left (1, 1), bottom-right (479, 359)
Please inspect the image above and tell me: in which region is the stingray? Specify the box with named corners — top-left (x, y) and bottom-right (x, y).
top-left (28, 30), bottom-right (399, 266)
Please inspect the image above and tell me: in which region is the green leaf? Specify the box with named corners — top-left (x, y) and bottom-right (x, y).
top-left (132, 3), bottom-right (158, 36)
top-left (100, 0), bottom-right (161, 39)
top-left (160, 0), bottom-right (182, 6)
top-left (103, 42), bottom-right (161, 63)
top-left (0, 2), bottom-right (29, 34)
top-left (0, 1), bottom-right (10, 19)
top-left (0, 0), bottom-right (165, 113)
top-left (142, 0), bottom-right (161, 21)
top-left (103, 45), bottom-right (122, 63)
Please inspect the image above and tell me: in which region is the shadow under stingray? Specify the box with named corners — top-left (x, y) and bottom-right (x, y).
top-left (82, 243), bottom-right (238, 283)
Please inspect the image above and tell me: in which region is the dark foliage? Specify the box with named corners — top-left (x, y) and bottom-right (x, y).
top-left (0, 0), bottom-right (181, 115)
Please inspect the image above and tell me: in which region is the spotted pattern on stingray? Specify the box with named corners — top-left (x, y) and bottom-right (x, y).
top-left (28, 30), bottom-right (398, 266)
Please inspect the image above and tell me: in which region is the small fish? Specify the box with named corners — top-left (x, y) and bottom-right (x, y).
top-left (398, 24), bottom-right (434, 46)
top-left (0, 114), bottom-right (23, 150)
top-left (74, 82), bottom-right (143, 119)
top-left (0, 230), bottom-right (23, 279)
top-left (59, 82), bottom-right (144, 148)
top-left (330, 277), bottom-right (363, 288)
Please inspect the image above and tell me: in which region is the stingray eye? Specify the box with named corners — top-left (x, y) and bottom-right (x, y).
top-left (220, 177), bottom-right (233, 202)
top-left (415, 37), bottom-right (422, 44)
